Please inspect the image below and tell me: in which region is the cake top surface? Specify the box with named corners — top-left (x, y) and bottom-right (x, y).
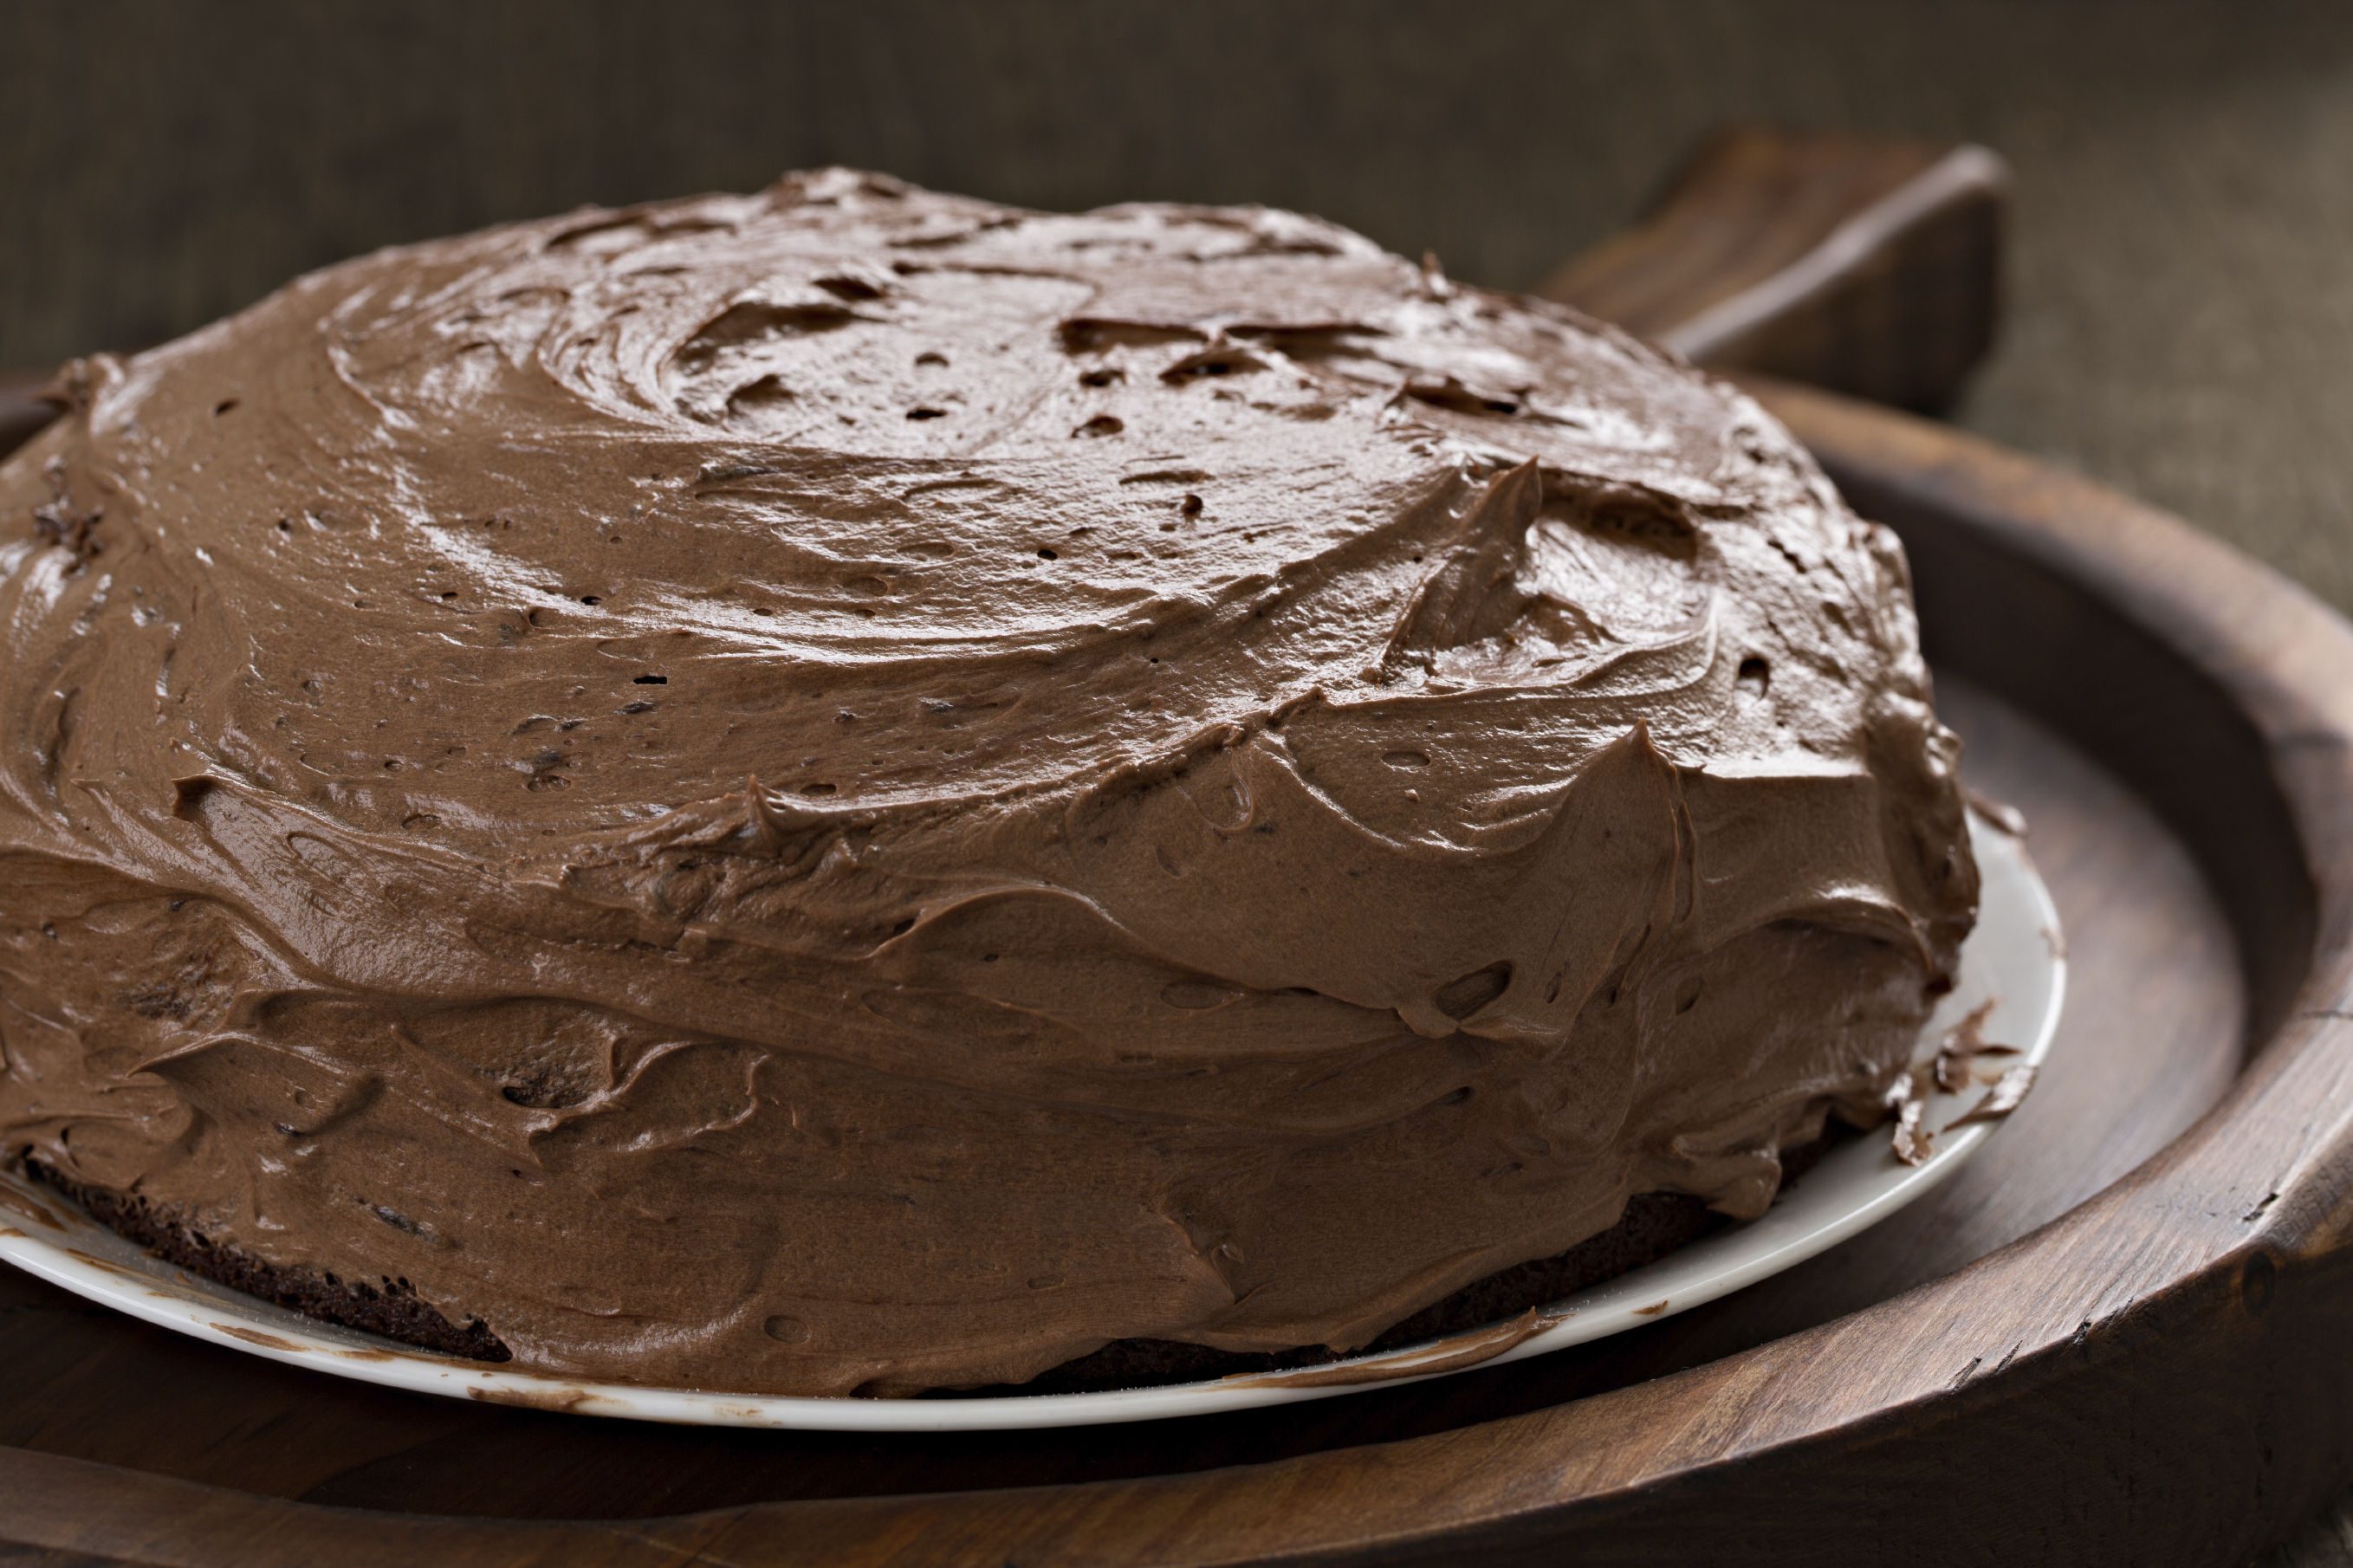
top-left (7, 168), bottom-right (1888, 860)
top-left (0, 170), bottom-right (1973, 1395)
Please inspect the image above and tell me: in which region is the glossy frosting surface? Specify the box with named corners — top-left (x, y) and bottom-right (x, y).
top-left (0, 170), bottom-right (1975, 1394)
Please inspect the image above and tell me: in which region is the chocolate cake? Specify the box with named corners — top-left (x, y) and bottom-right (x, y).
top-left (0, 170), bottom-right (1975, 1396)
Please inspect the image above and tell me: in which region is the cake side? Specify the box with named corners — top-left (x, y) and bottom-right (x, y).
top-left (23, 1158), bottom-right (509, 1360)
top-left (0, 170), bottom-right (1975, 1396)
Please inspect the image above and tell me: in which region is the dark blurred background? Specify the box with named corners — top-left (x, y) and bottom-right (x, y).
top-left (6, 0), bottom-right (2353, 613)
top-left (5, 1), bottom-right (2353, 612)
top-left (4, 3), bottom-right (2352, 1558)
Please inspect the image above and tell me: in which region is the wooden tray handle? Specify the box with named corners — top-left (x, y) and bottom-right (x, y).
top-left (1539, 126), bottom-right (2008, 411)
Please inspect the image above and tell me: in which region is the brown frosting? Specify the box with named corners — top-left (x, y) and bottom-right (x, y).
top-left (0, 169), bottom-right (1975, 1396)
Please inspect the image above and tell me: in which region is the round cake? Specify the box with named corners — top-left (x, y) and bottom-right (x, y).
top-left (0, 169), bottom-right (1975, 1396)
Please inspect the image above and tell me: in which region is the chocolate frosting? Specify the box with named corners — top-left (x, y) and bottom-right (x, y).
top-left (0, 170), bottom-right (1975, 1395)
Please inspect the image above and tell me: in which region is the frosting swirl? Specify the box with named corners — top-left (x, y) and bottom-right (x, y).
top-left (0, 170), bottom-right (1974, 1394)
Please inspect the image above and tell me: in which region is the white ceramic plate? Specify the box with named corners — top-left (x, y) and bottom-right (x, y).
top-left (0, 812), bottom-right (2059, 1432)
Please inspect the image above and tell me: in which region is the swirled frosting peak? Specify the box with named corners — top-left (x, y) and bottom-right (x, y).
top-left (0, 169), bottom-right (1974, 1394)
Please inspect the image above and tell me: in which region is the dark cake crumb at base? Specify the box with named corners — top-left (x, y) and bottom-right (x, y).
top-left (22, 1158), bottom-right (509, 1363)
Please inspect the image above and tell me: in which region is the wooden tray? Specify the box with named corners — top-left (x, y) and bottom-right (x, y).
top-left (5, 139), bottom-right (2350, 1565)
